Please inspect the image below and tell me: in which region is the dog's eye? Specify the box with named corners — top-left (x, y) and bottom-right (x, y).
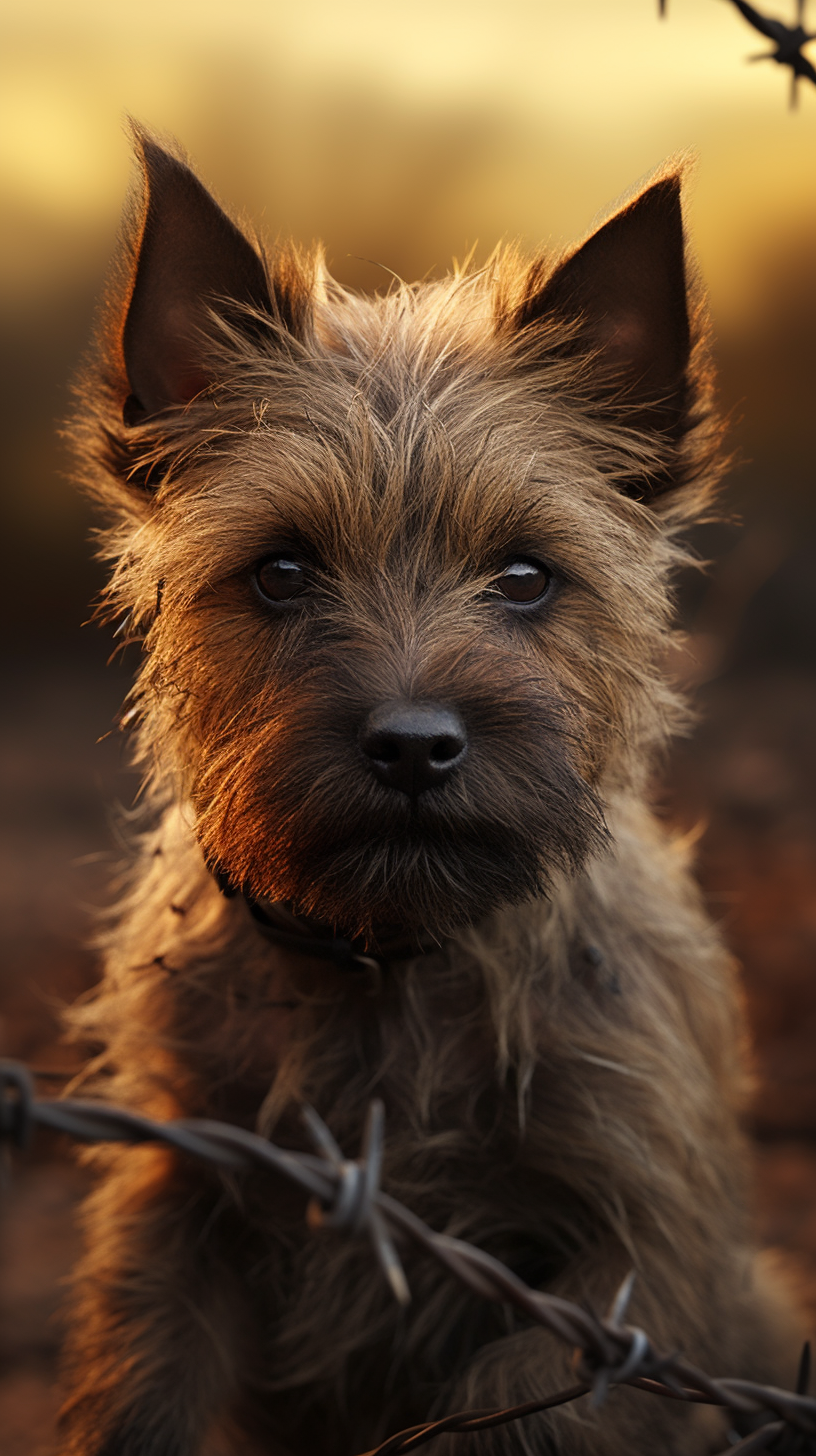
top-left (255, 556), bottom-right (308, 602)
top-left (496, 559), bottom-right (551, 604)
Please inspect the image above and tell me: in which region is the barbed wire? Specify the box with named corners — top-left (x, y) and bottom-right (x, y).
top-left (658, 0), bottom-right (816, 108)
top-left (1, 1059), bottom-right (815, 1455)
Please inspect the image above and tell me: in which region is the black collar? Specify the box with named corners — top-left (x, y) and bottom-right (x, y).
top-left (244, 896), bottom-right (444, 973)
top-left (215, 870), bottom-right (442, 974)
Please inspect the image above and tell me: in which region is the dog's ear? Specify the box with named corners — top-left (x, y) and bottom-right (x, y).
top-left (513, 176), bottom-right (691, 437)
top-left (122, 129), bottom-right (272, 420)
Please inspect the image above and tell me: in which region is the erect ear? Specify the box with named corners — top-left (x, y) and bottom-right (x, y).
top-left (122, 127), bottom-right (273, 420)
top-left (515, 175), bottom-right (691, 434)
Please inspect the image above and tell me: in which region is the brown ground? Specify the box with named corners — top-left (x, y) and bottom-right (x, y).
top-left (1, 656), bottom-right (816, 1454)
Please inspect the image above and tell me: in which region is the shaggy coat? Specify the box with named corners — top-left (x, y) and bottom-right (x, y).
top-left (59, 130), bottom-right (795, 1455)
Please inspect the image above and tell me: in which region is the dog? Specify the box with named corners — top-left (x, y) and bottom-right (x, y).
top-left (58, 126), bottom-right (796, 1455)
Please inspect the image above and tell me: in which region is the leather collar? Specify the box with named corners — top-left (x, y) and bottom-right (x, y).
top-left (214, 869), bottom-right (442, 974)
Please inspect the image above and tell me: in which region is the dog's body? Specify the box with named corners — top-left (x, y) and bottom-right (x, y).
top-left (59, 132), bottom-right (795, 1455)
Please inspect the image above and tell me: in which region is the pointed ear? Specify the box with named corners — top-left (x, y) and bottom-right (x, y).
top-left (515, 176), bottom-right (691, 434)
top-left (122, 128), bottom-right (272, 420)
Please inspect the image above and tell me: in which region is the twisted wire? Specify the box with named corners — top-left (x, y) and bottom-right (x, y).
top-left (1, 1060), bottom-right (814, 1454)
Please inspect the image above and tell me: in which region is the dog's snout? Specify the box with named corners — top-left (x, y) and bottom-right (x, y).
top-left (360, 702), bottom-right (467, 797)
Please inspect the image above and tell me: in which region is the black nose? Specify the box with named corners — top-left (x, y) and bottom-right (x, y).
top-left (360, 702), bottom-right (468, 797)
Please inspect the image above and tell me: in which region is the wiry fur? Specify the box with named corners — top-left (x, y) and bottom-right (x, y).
top-left (59, 131), bottom-right (797, 1456)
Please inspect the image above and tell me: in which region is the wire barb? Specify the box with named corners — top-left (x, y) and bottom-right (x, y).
top-left (302, 1100), bottom-right (410, 1305)
top-left (660, 0), bottom-right (816, 108)
top-left (578, 1271), bottom-right (651, 1407)
top-left (797, 1342), bottom-right (812, 1397)
top-left (0, 1062), bottom-right (34, 1149)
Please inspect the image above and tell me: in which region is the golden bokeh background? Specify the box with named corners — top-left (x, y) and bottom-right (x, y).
top-left (3, 0), bottom-right (815, 303)
top-left (2, 0), bottom-right (815, 635)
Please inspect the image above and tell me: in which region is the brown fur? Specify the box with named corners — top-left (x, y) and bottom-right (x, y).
top-left (59, 128), bottom-right (797, 1455)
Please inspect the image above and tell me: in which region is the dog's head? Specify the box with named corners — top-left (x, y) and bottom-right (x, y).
top-left (77, 129), bottom-right (722, 942)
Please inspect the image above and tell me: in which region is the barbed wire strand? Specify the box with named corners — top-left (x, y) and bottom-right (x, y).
top-left (1, 1060), bottom-right (814, 1455)
top-left (658, 0), bottom-right (816, 109)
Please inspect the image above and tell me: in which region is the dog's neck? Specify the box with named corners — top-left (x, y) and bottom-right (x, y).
top-left (213, 870), bottom-right (443, 974)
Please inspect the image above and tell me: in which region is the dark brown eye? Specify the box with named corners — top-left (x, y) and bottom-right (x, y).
top-left (496, 559), bottom-right (551, 604)
top-left (255, 556), bottom-right (308, 602)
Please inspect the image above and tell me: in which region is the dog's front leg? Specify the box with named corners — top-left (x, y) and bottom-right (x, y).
top-left (434, 1323), bottom-right (729, 1456)
top-left (57, 1147), bottom-right (249, 1456)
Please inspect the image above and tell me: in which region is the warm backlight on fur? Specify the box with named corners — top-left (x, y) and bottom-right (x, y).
top-left (59, 128), bottom-right (800, 1456)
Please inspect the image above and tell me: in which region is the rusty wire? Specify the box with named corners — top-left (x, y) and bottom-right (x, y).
top-left (1, 1059), bottom-right (815, 1455)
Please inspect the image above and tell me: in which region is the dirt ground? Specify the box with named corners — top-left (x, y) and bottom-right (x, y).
top-left (2, 656), bottom-right (816, 1454)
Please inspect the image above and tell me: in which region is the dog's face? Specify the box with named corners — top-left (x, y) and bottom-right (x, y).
top-left (83, 133), bottom-right (719, 942)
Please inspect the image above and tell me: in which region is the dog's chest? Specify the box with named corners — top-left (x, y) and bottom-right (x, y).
top-left (231, 969), bottom-right (577, 1329)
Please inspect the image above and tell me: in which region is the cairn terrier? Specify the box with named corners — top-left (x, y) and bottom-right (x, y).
top-left (59, 127), bottom-right (794, 1455)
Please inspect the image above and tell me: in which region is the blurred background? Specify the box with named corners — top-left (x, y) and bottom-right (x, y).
top-left (1, 0), bottom-right (815, 1449)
